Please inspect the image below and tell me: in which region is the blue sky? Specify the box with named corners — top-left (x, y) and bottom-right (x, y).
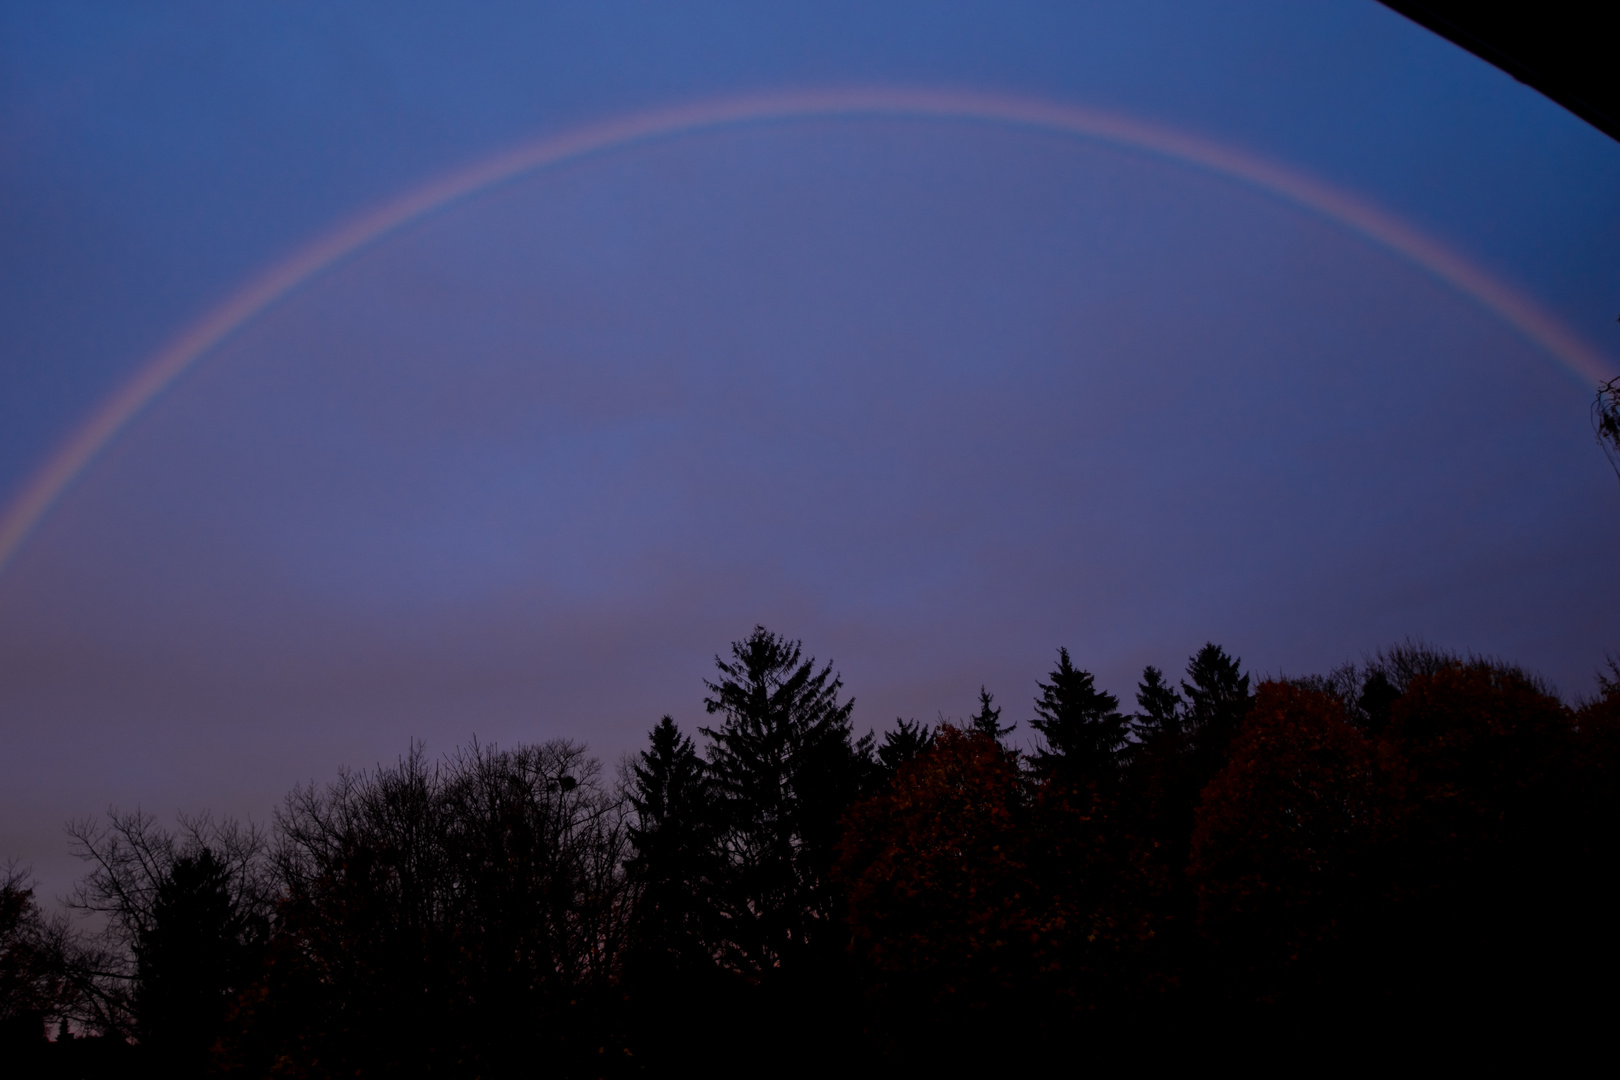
top-left (2, 1), bottom-right (1617, 894)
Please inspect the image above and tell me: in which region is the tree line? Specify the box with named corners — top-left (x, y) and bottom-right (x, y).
top-left (4, 626), bottom-right (1619, 1074)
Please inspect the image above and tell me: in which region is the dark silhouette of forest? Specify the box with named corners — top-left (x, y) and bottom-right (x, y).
top-left (4, 627), bottom-right (1620, 1075)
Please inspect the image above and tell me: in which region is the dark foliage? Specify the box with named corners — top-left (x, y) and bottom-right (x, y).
top-left (876, 718), bottom-right (934, 777)
top-left (966, 686), bottom-right (1015, 743)
top-left (1, 865), bottom-right (78, 1052)
top-left (224, 740), bottom-right (634, 1076)
top-left (1180, 642), bottom-right (1252, 764)
top-left (698, 626), bottom-right (873, 977)
top-left (1131, 665), bottom-right (1183, 742)
top-left (625, 716), bottom-right (717, 975)
top-left (136, 848), bottom-right (267, 1072)
top-left (1029, 647), bottom-right (1128, 785)
top-left (1189, 682), bottom-right (1397, 1002)
top-left (63, 811), bottom-right (273, 1067)
top-left (12, 629), bottom-right (1620, 1073)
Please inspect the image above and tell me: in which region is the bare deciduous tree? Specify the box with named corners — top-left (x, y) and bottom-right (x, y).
top-left (257, 739), bottom-right (635, 1073)
top-left (1597, 376), bottom-right (1620, 482)
top-left (1, 862), bottom-right (82, 1042)
top-left (63, 810), bottom-right (274, 1040)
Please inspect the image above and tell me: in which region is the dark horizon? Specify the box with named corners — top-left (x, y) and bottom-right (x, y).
top-left (8, 625), bottom-right (1618, 1071)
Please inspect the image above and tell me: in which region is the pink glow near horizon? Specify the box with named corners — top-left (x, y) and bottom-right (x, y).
top-left (1, 86), bottom-right (1612, 578)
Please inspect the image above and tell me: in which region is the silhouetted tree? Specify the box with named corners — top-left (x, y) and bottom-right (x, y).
top-left (1189, 682), bottom-right (1396, 1004)
top-left (877, 718), bottom-right (935, 778)
top-left (135, 848), bottom-right (265, 1071)
top-left (1030, 648), bottom-right (1127, 784)
top-left (64, 811), bottom-right (273, 1054)
top-left (838, 727), bottom-right (1034, 1025)
top-left (1181, 643), bottom-right (1252, 766)
top-left (626, 716), bottom-right (717, 971)
top-left (1596, 375), bottom-right (1620, 481)
top-left (1, 864), bottom-right (78, 1052)
top-left (699, 627), bottom-right (872, 975)
top-left (1355, 670), bottom-right (1400, 734)
top-left (1131, 665), bottom-right (1183, 742)
top-left (839, 724), bottom-right (1157, 1060)
top-left (1376, 659), bottom-right (1577, 1015)
top-left (967, 686), bottom-right (1015, 743)
top-left (241, 740), bottom-right (634, 1075)
top-left (1570, 657), bottom-right (1620, 997)
top-left (23, 631), bottom-right (1620, 1068)
top-left (1358, 639), bottom-right (1459, 696)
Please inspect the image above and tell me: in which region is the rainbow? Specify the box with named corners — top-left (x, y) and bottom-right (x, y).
top-left (2, 86), bottom-right (1614, 577)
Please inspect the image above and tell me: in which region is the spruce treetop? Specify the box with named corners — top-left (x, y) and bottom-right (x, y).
top-left (1030, 647), bottom-right (1127, 782)
top-left (968, 686), bottom-right (1016, 743)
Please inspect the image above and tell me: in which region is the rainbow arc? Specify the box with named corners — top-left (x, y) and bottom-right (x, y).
top-left (2, 86), bottom-right (1613, 576)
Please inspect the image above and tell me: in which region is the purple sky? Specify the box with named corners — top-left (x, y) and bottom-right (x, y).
top-left (3, 1), bottom-right (1618, 899)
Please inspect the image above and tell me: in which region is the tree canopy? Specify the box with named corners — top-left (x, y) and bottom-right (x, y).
top-left (7, 629), bottom-right (1619, 1073)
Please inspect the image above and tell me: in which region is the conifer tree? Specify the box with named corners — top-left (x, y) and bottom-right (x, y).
top-left (967, 687), bottom-right (1016, 743)
top-left (627, 717), bottom-right (715, 967)
top-left (1132, 666), bottom-right (1183, 741)
top-left (877, 718), bottom-right (934, 777)
top-left (136, 848), bottom-right (260, 1072)
top-left (699, 627), bottom-right (868, 973)
top-left (1181, 643), bottom-right (1252, 764)
top-left (1030, 648), bottom-right (1127, 784)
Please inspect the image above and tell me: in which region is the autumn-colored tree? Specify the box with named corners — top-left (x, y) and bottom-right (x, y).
top-left (839, 726), bottom-right (1157, 1057)
top-left (1574, 658), bottom-right (1620, 787)
top-left (838, 727), bottom-right (1032, 1014)
top-left (20, 633), bottom-right (1619, 1068)
top-left (1377, 660), bottom-right (1587, 1015)
top-left (1387, 661), bottom-right (1570, 854)
top-left (1564, 658), bottom-right (1620, 1016)
top-left (1189, 681), bottom-right (1396, 1003)
top-left (1188, 657), bottom-right (1611, 1024)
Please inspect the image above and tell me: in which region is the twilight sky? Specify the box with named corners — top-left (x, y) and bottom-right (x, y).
top-left (2, 1), bottom-right (1618, 897)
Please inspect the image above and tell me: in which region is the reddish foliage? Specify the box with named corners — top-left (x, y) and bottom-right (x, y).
top-left (1386, 661), bottom-right (1572, 857)
top-left (1191, 664), bottom-right (1613, 1016)
top-left (836, 727), bottom-right (1159, 1034)
top-left (836, 727), bottom-right (1032, 1008)
top-left (1189, 681), bottom-right (1395, 994)
top-left (1574, 673), bottom-right (1620, 799)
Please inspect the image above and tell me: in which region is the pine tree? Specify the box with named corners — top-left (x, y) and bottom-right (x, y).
top-left (877, 718), bottom-right (934, 777)
top-left (1030, 648), bottom-right (1127, 784)
top-left (1132, 665), bottom-right (1183, 741)
top-left (967, 687), bottom-right (1016, 743)
top-left (136, 848), bottom-right (260, 1072)
top-left (627, 717), bottom-right (715, 968)
top-left (1181, 642), bottom-right (1252, 763)
top-left (699, 627), bottom-right (866, 972)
